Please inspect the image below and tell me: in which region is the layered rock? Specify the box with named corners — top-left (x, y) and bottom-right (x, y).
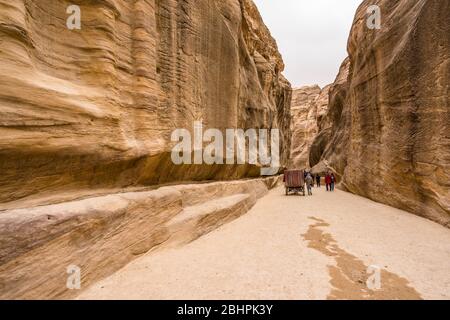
top-left (311, 0), bottom-right (450, 226)
top-left (0, 0), bottom-right (291, 299)
top-left (309, 58), bottom-right (350, 174)
top-left (0, 176), bottom-right (281, 299)
top-left (289, 85), bottom-right (330, 169)
top-left (0, 0), bottom-right (291, 208)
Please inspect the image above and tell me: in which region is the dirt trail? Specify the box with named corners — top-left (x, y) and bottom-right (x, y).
top-left (77, 186), bottom-right (450, 300)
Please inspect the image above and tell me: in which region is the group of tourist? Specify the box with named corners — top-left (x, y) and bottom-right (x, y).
top-left (304, 171), bottom-right (336, 196)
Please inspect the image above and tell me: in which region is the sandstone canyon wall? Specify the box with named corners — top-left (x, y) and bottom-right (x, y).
top-left (0, 0), bottom-right (291, 209)
top-left (289, 85), bottom-right (330, 169)
top-left (309, 58), bottom-right (350, 175)
top-left (311, 0), bottom-right (449, 226)
top-left (0, 176), bottom-right (280, 299)
top-left (0, 0), bottom-right (291, 298)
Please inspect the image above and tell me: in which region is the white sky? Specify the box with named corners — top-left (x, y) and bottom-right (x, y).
top-left (253, 0), bottom-right (362, 88)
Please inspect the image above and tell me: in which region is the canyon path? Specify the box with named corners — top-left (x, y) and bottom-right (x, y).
top-left (78, 185), bottom-right (450, 300)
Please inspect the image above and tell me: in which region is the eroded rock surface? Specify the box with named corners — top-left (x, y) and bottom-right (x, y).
top-left (0, 176), bottom-right (280, 299)
top-left (311, 0), bottom-right (450, 226)
top-left (310, 58), bottom-right (350, 174)
top-left (0, 0), bottom-right (291, 299)
top-left (289, 85), bottom-right (330, 169)
top-left (0, 0), bottom-right (291, 207)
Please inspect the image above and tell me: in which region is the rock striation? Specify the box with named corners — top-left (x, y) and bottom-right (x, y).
top-left (0, 0), bottom-right (291, 299)
top-left (289, 85), bottom-right (330, 169)
top-left (311, 0), bottom-right (450, 226)
top-left (309, 58), bottom-right (350, 174)
top-left (0, 0), bottom-right (292, 208)
top-left (0, 176), bottom-right (281, 299)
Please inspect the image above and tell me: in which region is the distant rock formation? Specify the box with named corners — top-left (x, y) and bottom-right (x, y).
top-left (289, 85), bottom-right (330, 169)
top-left (0, 0), bottom-right (292, 208)
top-left (311, 0), bottom-right (450, 226)
top-left (309, 58), bottom-right (350, 174)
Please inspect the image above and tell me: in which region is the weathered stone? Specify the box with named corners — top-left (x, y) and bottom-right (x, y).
top-left (310, 58), bottom-right (350, 176)
top-left (0, 0), bottom-right (292, 208)
top-left (311, 0), bottom-right (450, 226)
top-left (0, 176), bottom-right (280, 299)
top-left (0, 0), bottom-right (291, 299)
top-left (290, 85), bottom-right (330, 169)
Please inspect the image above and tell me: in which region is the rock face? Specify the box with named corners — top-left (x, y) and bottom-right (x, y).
top-left (311, 0), bottom-right (450, 226)
top-left (289, 85), bottom-right (330, 169)
top-left (309, 58), bottom-right (350, 174)
top-left (0, 176), bottom-right (281, 299)
top-left (0, 0), bottom-right (291, 208)
top-left (0, 0), bottom-right (291, 299)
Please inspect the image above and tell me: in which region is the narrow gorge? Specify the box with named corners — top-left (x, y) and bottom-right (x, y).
top-left (0, 0), bottom-right (448, 301)
top-left (307, 0), bottom-right (449, 227)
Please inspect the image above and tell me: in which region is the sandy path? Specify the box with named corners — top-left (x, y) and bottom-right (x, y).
top-left (77, 186), bottom-right (450, 300)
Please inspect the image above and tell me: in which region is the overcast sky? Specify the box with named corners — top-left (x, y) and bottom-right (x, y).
top-left (253, 0), bottom-right (362, 88)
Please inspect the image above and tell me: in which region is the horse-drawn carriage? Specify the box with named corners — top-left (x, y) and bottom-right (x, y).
top-left (283, 169), bottom-right (306, 196)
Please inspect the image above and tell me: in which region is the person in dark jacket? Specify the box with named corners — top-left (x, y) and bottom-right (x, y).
top-left (325, 173), bottom-right (331, 191)
top-left (330, 173), bottom-right (336, 191)
top-left (316, 174), bottom-right (321, 187)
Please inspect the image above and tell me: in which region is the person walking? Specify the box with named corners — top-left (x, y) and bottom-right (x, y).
top-left (325, 173), bottom-right (331, 191)
top-left (316, 174), bottom-right (321, 188)
top-left (330, 173), bottom-right (336, 191)
top-left (306, 173), bottom-right (313, 196)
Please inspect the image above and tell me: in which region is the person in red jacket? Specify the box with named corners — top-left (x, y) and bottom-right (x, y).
top-left (325, 172), bottom-right (332, 191)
